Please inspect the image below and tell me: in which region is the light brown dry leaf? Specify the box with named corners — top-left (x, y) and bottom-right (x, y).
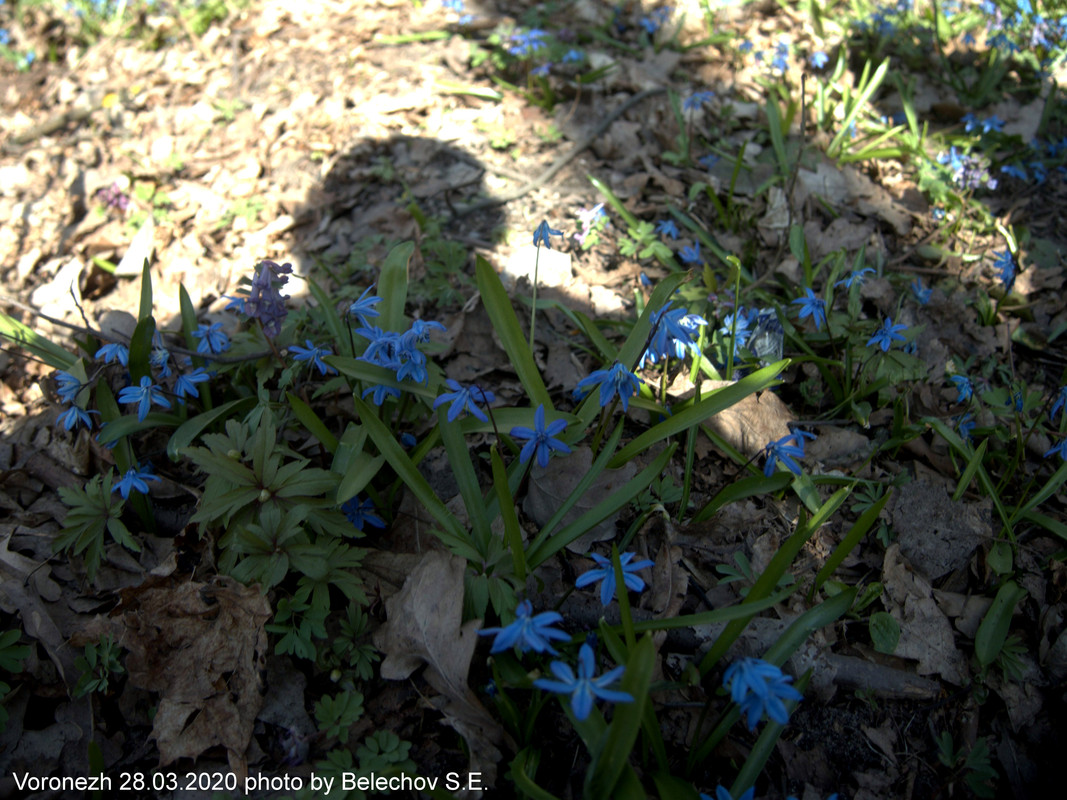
top-left (882, 544), bottom-right (968, 685)
top-left (374, 552), bottom-right (506, 793)
top-left (522, 446), bottom-right (637, 553)
top-left (114, 575), bottom-right (271, 779)
top-left (695, 382), bottom-right (794, 458)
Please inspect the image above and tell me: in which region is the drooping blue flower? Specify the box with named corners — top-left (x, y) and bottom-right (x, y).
top-left (867, 317), bottom-right (908, 352)
top-left (1050, 385), bottom-right (1067, 420)
top-left (510, 405), bottom-right (571, 468)
top-left (575, 362), bottom-right (644, 412)
top-left (112, 466), bottom-right (161, 500)
top-left (117, 376), bottom-right (171, 421)
top-left (479, 599), bottom-right (570, 655)
top-left (834, 267), bottom-right (874, 289)
top-left (911, 277), bottom-right (932, 305)
top-left (434, 379), bottom-right (496, 423)
top-left (1046, 439), bottom-right (1067, 460)
top-left (54, 370), bottom-right (83, 404)
top-left (993, 250), bottom-right (1016, 291)
top-left (530, 62), bottom-right (552, 76)
top-left (223, 294), bottom-right (247, 313)
top-left (791, 288), bottom-right (827, 331)
top-left (96, 342), bottom-right (129, 366)
top-left (533, 642), bottom-right (634, 720)
top-left (151, 344), bottom-right (172, 379)
top-left (655, 219), bottom-right (680, 239)
top-left (509, 28), bottom-right (550, 57)
top-left (533, 220), bottom-right (564, 249)
top-left (810, 50), bottom-right (829, 69)
top-left (57, 405), bottom-right (98, 431)
top-left (289, 340), bottom-right (336, 376)
top-left (348, 284), bottom-right (382, 328)
top-left (562, 48), bottom-right (585, 63)
top-left (174, 367), bottom-right (211, 401)
top-left (679, 241), bottom-right (703, 264)
top-left (341, 496), bottom-right (386, 531)
top-left (956, 413), bottom-right (976, 442)
top-left (723, 657), bottom-right (803, 730)
top-left (950, 375), bottom-right (973, 403)
top-left (683, 90), bottom-right (715, 111)
top-left (701, 788), bottom-right (755, 800)
top-left (193, 322), bottom-right (230, 355)
top-left (576, 551), bottom-right (655, 606)
top-left (408, 319), bottom-right (446, 343)
top-left (763, 434), bottom-right (805, 477)
top-left (362, 383), bottom-right (401, 406)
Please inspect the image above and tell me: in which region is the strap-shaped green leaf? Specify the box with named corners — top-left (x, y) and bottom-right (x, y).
top-left (475, 254), bottom-right (550, 408)
top-left (0, 312), bottom-right (76, 370)
top-left (286, 391), bottom-right (338, 453)
top-left (693, 472), bottom-right (794, 523)
top-left (379, 241), bottom-right (414, 332)
top-left (975, 580), bottom-right (1027, 668)
top-left (167, 397), bottom-right (255, 461)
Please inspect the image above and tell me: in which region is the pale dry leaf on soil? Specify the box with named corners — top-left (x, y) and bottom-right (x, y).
top-left (680, 380), bottom-right (794, 458)
top-left (373, 551), bottom-right (507, 793)
top-left (522, 445), bottom-right (638, 553)
top-left (90, 575), bottom-right (271, 779)
top-left (882, 544), bottom-right (969, 685)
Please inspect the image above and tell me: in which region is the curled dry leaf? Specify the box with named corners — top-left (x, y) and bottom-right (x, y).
top-left (96, 575), bottom-right (270, 779)
top-left (374, 551), bottom-right (507, 794)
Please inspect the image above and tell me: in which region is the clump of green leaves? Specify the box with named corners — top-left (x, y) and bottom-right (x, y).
top-left (936, 731), bottom-right (998, 798)
top-left (55, 472), bottom-right (138, 583)
top-left (73, 635), bottom-right (125, 698)
top-left (315, 691), bottom-right (365, 744)
top-left (0, 630), bottom-right (31, 730)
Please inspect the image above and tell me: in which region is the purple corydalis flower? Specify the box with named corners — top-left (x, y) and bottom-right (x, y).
top-left (245, 259), bottom-right (292, 338)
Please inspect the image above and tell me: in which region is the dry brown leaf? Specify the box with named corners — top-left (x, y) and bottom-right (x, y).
top-left (110, 575), bottom-right (271, 778)
top-left (882, 545), bottom-right (968, 685)
top-left (374, 552), bottom-right (506, 793)
top-left (522, 446), bottom-right (637, 553)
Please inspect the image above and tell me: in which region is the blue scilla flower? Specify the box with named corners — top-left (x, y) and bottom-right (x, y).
top-left (956, 413), bottom-right (976, 442)
top-left (533, 219), bottom-right (563, 249)
top-left (117, 376), bottom-right (171, 421)
top-left (993, 250), bottom-right (1016, 291)
top-left (655, 219), bottom-right (680, 239)
top-left (701, 788), bottom-right (755, 800)
top-left (867, 317), bottom-right (907, 352)
top-left (641, 304), bottom-right (707, 367)
top-left (575, 362), bottom-right (643, 412)
top-left (112, 466), bottom-right (161, 500)
top-left (562, 48), bottom-right (585, 63)
top-left (509, 28), bottom-right (550, 57)
top-left (175, 367), bottom-right (211, 401)
top-left (911, 277), bottom-right (932, 305)
top-left (289, 340), bottom-right (336, 376)
top-left (349, 284), bottom-right (382, 327)
top-left (434, 379), bottom-right (496, 423)
top-left (679, 241), bottom-right (703, 264)
top-left (510, 405), bottom-right (571, 468)
top-left (834, 267), bottom-right (874, 289)
top-left (764, 434), bottom-right (805, 477)
top-left (683, 90), bottom-right (715, 111)
top-left (1046, 439), bottom-right (1067, 461)
top-left (408, 319), bottom-right (446, 343)
top-left (479, 599), bottom-right (570, 655)
top-left (342, 496), bottom-right (385, 531)
top-left (576, 551), bottom-right (655, 606)
top-left (810, 50), bottom-right (829, 69)
top-left (533, 642), bottom-right (634, 721)
top-left (362, 383), bottom-right (401, 406)
top-left (1050, 385), bottom-right (1067, 420)
top-left (96, 342), bottom-right (129, 366)
top-left (54, 370), bottom-right (83, 404)
top-left (950, 375), bottom-right (973, 403)
top-left (531, 62), bottom-right (552, 77)
top-left (791, 288), bottom-right (826, 331)
top-left (57, 405), bottom-right (98, 431)
top-left (723, 657), bottom-right (803, 730)
top-left (193, 322), bottom-right (230, 355)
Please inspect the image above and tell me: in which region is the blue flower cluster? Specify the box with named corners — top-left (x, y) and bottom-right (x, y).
top-left (723, 656), bottom-right (803, 729)
top-left (355, 297), bottom-right (445, 404)
top-left (641, 303), bottom-right (708, 367)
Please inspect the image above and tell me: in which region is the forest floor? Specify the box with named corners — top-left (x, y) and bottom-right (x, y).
top-left (1, 0), bottom-right (1066, 799)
